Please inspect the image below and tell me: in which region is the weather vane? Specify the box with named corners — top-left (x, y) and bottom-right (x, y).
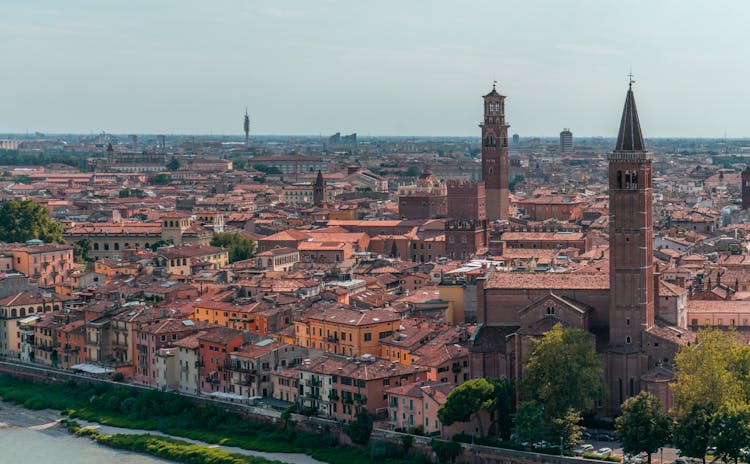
top-left (493, 80), bottom-right (497, 90)
top-left (628, 70), bottom-right (635, 88)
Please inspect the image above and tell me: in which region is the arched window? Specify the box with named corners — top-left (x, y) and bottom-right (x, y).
top-left (625, 336), bottom-right (632, 344)
top-left (546, 306), bottom-right (554, 315)
top-left (11, 308), bottom-right (17, 317)
top-left (93, 242), bottom-right (99, 251)
top-left (616, 170), bottom-right (622, 189)
top-left (625, 171), bottom-right (631, 189)
top-left (19, 308), bottom-right (25, 317)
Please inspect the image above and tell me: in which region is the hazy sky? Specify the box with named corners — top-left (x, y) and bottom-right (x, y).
top-left (2, 1), bottom-right (749, 137)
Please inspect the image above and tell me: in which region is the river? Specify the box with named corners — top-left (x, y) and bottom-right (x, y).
top-left (0, 400), bottom-right (326, 464)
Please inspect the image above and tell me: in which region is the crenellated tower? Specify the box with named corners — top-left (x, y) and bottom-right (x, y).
top-left (481, 83), bottom-right (510, 221)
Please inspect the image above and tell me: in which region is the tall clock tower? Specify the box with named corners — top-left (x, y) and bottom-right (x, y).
top-left (481, 83), bottom-right (510, 221)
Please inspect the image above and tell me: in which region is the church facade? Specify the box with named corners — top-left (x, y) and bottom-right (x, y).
top-left (469, 83), bottom-right (689, 415)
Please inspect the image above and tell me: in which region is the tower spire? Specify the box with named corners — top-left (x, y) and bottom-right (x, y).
top-left (614, 80), bottom-right (645, 152)
top-left (243, 107), bottom-right (250, 147)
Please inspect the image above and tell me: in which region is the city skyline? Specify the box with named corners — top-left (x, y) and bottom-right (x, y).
top-left (4, 1), bottom-right (750, 137)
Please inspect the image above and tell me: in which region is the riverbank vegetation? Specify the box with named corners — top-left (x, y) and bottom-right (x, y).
top-left (0, 375), bottom-right (427, 464)
top-left (64, 419), bottom-right (282, 464)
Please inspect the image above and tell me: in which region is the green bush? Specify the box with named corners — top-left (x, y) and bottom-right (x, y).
top-left (583, 452), bottom-right (621, 462)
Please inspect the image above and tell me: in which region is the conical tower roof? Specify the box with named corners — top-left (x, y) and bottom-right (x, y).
top-left (614, 83), bottom-right (645, 152)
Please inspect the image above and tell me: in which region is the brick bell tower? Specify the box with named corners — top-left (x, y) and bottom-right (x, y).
top-left (481, 83), bottom-right (510, 221)
top-left (606, 79), bottom-right (654, 411)
top-left (742, 167), bottom-right (750, 210)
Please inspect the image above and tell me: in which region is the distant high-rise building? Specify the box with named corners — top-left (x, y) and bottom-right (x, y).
top-left (742, 167), bottom-right (750, 210)
top-left (243, 108), bottom-right (250, 146)
top-left (560, 128), bottom-right (573, 152)
top-left (328, 132), bottom-right (357, 146)
top-left (158, 135), bottom-right (166, 149)
top-left (480, 83), bottom-right (510, 221)
top-left (512, 133), bottom-right (520, 145)
top-left (129, 134), bottom-right (138, 150)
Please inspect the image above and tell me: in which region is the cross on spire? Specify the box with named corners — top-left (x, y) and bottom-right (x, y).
top-left (628, 71), bottom-right (635, 89)
top-left (493, 80), bottom-right (497, 90)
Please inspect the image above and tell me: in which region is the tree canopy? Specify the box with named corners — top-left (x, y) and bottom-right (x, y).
top-left (167, 156), bottom-right (181, 171)
top-left (0, 200), bottom-right (64, 244)
top-left (521, 323), bottom-right (604, 420)
top-left (210, 232), bottom-right (256, 263)
top-left (672, 328), bottom-right (750, 462)
top-left (673, 328), bottom-right (750, 414)
top-left (710, 403), bottom-right (750, 464)
top-left (615, 392), bottom-right (671, 464)
top-left (438, 378), bottom-right (494, 437)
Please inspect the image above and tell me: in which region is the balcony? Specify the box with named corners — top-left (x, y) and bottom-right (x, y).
top-left (63, 344), bottom-right (80, 353)
top-left (238, 376), bottom-right (255, 387)
top-left (305, 378), bottom-right (322, 387)
top-left (227, 363), bottom-right (257, 374)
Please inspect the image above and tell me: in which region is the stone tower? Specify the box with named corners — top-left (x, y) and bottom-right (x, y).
top-left (481, 83), bottom-right (510, 221)
top-left (606, 81), bottom-right (654, 410)
top-left (742, 167), bottom-right (750, 210)
top-left (313, 170), bottom-right (326, 207)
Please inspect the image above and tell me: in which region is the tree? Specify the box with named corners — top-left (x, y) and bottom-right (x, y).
top-left (522, 323), bottom-right (604, 420)
top-left (615, 392), bottom-right (671, 464)
top-left (550, 408), bottom-right (583, 450)
top-left (0, 200), bottom-right (64, 244)
top-left (672, 404), bottom-right (712, 464)
top-left (405, 165), bottom-right (421, 177)
top-left (167, 156), bottom-right (181, 171)
top-left (210, 232), bottom-right (256, 263)
top-left (430, 440), bottom-right (462, 464)
top-left (488, 377), bottom-right (514, 440)
top-left (346, 410), bottom-right (373, 444)
top-left (710, 403), bottom-right (750, 464)
top-left (73, 238), bottom-right (93, 263)
top-left (150, 173), bottom-right (170, 185)
top-left (280, 407), bottom-right (294, 429)
top-left (673, 328), bottom-right (748, 415)
top-left (438, 378), bottom-right (494, 437)
top-left (513, 400), bottom-right (545, 444)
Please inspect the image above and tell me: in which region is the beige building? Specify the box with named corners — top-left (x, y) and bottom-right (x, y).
top-left (158, 245), bottom-right (228, 276)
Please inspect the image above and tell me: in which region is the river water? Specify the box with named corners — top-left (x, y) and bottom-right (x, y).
top-left (0, 427), bottom-right (172, 464)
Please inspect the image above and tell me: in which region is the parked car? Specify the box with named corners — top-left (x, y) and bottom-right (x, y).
top-left (595, 432), bottom-right (615, 442)
top-left (581, 431), bottom-right (592, 439)
top-left (673, 459), bottom-right (691, 464)
top-left (706, 447), bottom-right (717, 456)
top-left (597, 448), bottom-right (613, 457)
top-left (574, 444), bottom-right (595, 455)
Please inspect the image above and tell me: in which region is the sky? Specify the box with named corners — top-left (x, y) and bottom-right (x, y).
top-left (2, 0), bottom-right (749, 137)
